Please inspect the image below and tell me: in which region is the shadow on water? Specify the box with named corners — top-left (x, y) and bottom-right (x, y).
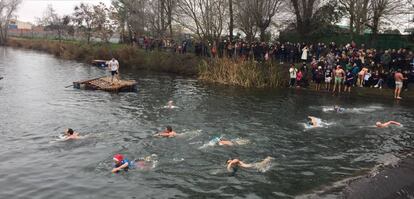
top-left (0, 47), bottom-right (414, 198)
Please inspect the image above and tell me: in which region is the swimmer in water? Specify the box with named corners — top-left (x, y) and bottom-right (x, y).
top-left (307, 116), bottom-right (322, 127)
top-left (167, 100), bottom-right (174, 108)
top-left (219, 138), bottom-right (234, 146)
top-left (63, 128), bottom-right (80, 140)
top-left (375, 121), bottom-right (401, 128)
top-left (155, 126), bottom-right (177, 138)
top-left (163, 100), bottom-right (178, 109)
top-left (333, 105), bottom-right (345, 113)
top-left (226, 156), bottom-right (273, 175)
top-left (112, 154), bottom-right (157, 173)
top-left (112, 154), bottom-right (133, 173)
top-left (217, 138), bottom-right (249, 146)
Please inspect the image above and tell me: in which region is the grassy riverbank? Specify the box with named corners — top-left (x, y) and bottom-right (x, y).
top-left (6, 37), bottom-right (288, 88)
top-left (6, 37), bottom-right (413, 100)
top-left (6, 37), bottom-right (201, 76)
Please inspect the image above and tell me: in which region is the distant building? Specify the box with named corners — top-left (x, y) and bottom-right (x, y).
top-left (8, 19), bottom-right (33, 30)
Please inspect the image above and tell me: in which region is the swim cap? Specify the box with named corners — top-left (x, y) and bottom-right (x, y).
top-left (113, 154), bottom-right (124, 162)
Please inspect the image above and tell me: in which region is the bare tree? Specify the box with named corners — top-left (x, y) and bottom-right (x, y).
top-left (228, 0), bottom-right (233, 42)
top-left (251, 0), bottom-right (284, 42)
top-left (92, 3), bottom-right (116, 43)
top-left (73, 3), bottom-right (95, 43)
top-left (354, 0), bottom-right (369, 35)
top-left (147, 0), bottom-right (177, 38)
top-left (0, 0), bottom-right (21, 45)
top-left (176, 0), bottom-right (228, 43)
top-left (234, 0), bottom-right (257, 42)
top-left (37, 5), bottom-right (71, 42)
top-left (289, 0), bottom-right (322, 37)
top-left (111, 0), bottom-right (128, 43)
top-left (366, 0), bottom-right (402, 36)
top-left (164, 0), bottom-right (176, 38)
top-left (338, 0), bottom-right (368, 36)
top-left (124, 0), bottom-right (147, 41)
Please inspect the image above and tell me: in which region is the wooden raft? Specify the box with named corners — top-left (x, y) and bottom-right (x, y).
top-left (73, 77), bottom-right (137, 92)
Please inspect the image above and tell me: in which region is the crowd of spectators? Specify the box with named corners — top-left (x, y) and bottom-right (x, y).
top-left (133, 36), bottom-right (414, 94)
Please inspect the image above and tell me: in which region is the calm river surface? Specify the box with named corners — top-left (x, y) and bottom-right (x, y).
top-left (0, 47), bottom-right (413, 199)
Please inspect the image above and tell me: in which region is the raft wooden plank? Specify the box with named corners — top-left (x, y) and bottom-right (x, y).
top-left (73, 76), bottom-right (137, 92)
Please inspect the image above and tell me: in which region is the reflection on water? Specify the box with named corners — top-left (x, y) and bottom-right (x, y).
top-left (0, 47), bottom-right (413, 198)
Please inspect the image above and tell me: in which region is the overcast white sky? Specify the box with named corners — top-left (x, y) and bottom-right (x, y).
top-left (16, 0), bottom-right (111, 23)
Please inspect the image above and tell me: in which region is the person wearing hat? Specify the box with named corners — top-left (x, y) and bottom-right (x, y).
top-left (314, 66), bottom-right (324, 91)
top-left (344, 69), bottom-right (354, 93)
top-left (112, 154), bottom-right (132, 173)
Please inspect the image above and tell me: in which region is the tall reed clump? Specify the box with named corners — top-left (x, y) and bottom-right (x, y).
top-left (6, 37), bottom-right (201, 76)
top-left (199, 58), bottom-right (288, 88)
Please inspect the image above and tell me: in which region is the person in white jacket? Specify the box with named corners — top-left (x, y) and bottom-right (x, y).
top-left (301, 46), bottom-right (309, 62)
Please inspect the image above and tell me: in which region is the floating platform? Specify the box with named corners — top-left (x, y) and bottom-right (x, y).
top-left (73, 77), bottom-right (137, 92)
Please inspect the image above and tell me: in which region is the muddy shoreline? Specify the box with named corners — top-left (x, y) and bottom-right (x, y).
top-left (343, 154), bottom-right (414, 199)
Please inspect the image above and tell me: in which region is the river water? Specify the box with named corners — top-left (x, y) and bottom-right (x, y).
top-left (0, 47), bottom-right (413, 199)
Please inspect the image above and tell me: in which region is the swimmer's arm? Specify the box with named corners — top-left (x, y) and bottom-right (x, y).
top-left (227, 160), bottom-right (239, 172)
top-left (154, 131), bottom-right (169, 137)
top-left (112, 162), bottom-right (129, 173)
top-left (169, 132), bottom-right (177, 138)
top-left (227, 163), bottom-right (233, 172)
top-left (239, 161), bottom-right (253, 168)
top-left (389, 121), bottom-right (401, 126)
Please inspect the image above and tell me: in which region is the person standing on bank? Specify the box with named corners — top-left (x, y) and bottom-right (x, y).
top-left (332, 65), bottom-right (345, 94)
top-left (108, 58), bottom-right (120, 84)
top-left (289, 64), bottom-right (297, 87)
top-left (394, 69), bottom-right (407, 100)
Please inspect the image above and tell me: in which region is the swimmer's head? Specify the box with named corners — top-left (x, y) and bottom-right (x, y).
top-left (168, 100), bottom-right (173, 105)
top-left (166, 126), bottom-right (172, 132)
top-left (376, 122), bottom-right (381, 127)
top-left (307, 118), bottom-right (314, 125)
top-left (226, 159), bottom-right (232, 164)
top-left (113, 154), bottom-right (124, 163)
top-left (66, 128), bottom-right (74, 135)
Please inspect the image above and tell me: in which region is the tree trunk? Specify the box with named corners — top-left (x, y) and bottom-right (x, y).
top-left (128, 24), bottom-right (133, 45)
top-left (120, 22), bottom-right (125, 43)
top-left (229, 0), bottom-right (234, 42)
top-left (349, 12), bottom-right (355, 40)
top-left (260, 26), bottom-right (266, 42)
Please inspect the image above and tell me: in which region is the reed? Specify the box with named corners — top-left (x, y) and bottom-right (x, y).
top-left (199, 58), bottom-right (287, 88)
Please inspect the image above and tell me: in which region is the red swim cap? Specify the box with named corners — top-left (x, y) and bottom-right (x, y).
top-left (113, 154), bottom-right (124, 162)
